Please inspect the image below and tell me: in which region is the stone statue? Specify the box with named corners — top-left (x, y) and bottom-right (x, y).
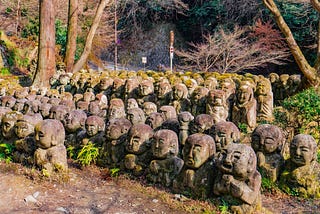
top-left (255, 78), bottom-right (273, 122)
top-left (178, 111), bottom-right (194, 147)
top-left (108, 98), bottom-right (126, 121)
top-left (13, 98), bottom-right (27, 112)
top-left (88, 100), bottom-right (107, 118)
top-left (100, 118), bottom-right (132, 167)
top-left (170, 83), bottom-right (191, 114)
top-left (0, 96), bottom-right (16, 108)
top-left (124, 124), bottom-right (154, 176)
top-left (203, 77), bottom-right (218, 91)
top-left (232, 83), bottom-right (257, 132)
top-left (190, 86), bottom-right (209, 116)
top-left (137, 79), bottom-right (157, 107)
top-left (214, 143), bottom-right (262, 213)
top-left (34, 119), bottom-right (68, 173)
top-left (206, 89), bottom-right (229, 123)
top-left (211, 121), bottom-right (240, 153)
top-left (49, 105), bottom-right (69, 124)
top-left (13, 114), bottom-right (42, 165)
top-left (219, 78), bottom-right (236, 120)
top-left (39, 103), bottom-right (52, 119)
top-left (191, 114), bottom-right (215, 134)
top-left (63, 110), bottom-right (87, 148)
top-left (280, 134), bottom-right (320, 198)
top-left (159, 105), bottom-right (177, 120)
top-left (142, 102), bottom-right (157, 117)
top-left (251, 124), bottom-right (284, 182)
top-left (126, 98), bottom-right (139, 113)
top-left (111, 78), bottom-right (126, 99)
top-left (145, 112), bottom-right (165, 130)
top-left (127, 107), bottom-right (146, 125)
top-left (124, 78), bottom-right (139, 103)
top-left (156, 81), bottom-right (172, 108)
top-left (147, 129), bottom-right (184, 187)
top-left (173, 133), bottom-right (216, 199)
top-left (1, 111), bottom-right (22, 144)
top-left (78, 115), bottom-right (105, 148)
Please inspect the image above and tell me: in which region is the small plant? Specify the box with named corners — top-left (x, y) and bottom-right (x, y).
top-left (110, 167), bottom-right (120, 177)
top-left (218, 199), bottom-right (229, 214)
top-left (238, 123), bottom-right (248, 134)
top-left (76, 142), bottom-right (100, 167)
top-left (0, 68), bottom-right (11, 76)
top-left (0, 143), bottom-right (14, 163)
top-left (66, 145), bottom-right (76, 159)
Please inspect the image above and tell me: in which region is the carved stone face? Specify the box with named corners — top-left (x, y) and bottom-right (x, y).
top-left (126, 124), bottom-right (153, 154)
top-left (173, 84), bottom-right (187, 100)
top-left (251, 124), bottom-right (282, 154)
top-left (236, 85), bottom-right (253, 105)
top-left (85, 116), bottom-right (105, 137)
top-left (192, 87), bottom-right (208, 104)
top-left (126, 99), bottom-right (138, 111)
top-left (213, 122), bottom-right (240, 152)
top-left (1, 112), bottom-right (21, 139)
top-left (217, 143), bottom-right (256, 181)
top-left (256, 79), bottom-right (271, 96)
top-left (183, 133), bottom-right (215, 169)
top-left (35, 119), bottom-right (65, 149)
top-left (142, 102), bottom-right (157, 116)
top-left (99, 78), bottom-right (113, 91)
top-left (49, 105), bottom-right (68, 122)
top-left (127, 108), bottom-right (146, 125)
top-left (15, 120), bottom-right (34, 139)
top-left (64, 110), bottom-right (87, 133)
top-left (145, 112), bottom-right (164, 130)
top-left (159, 106), bottom-right (177, 120)
top-left (191, 114), bottom-right (214, 134)
top-left (157, 82), bottom-right (171, 99)
top-left (152, 130), bottom-right (178, 159)
top-left (105, 118), bottom-right (131, 141)
top-left (108, 99), bottom-right (126, 120)
top-left (139, 80), bottom-right (154, 96)
top-left (290, 134), bottom-right (317, 167)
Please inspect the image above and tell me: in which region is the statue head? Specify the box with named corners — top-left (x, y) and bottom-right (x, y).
top-left (290, 134), bottom-right (317, 167)
top-left (145, 112), bottom-right (165, 130)
top-left (106, 118), bottom-right (132, 141)
top-left (49, 105), bottom-right (69, 123)
top-left (126, 124), bottom-right (154, 154)
top-left (142, 102), bottom-right (157, 116)
top-left (15, 114), bottom-right (42, 138)
top-left (1, 111), bottom-right (22, 139)
top-left (251, 124), bottom-right (283, 154)
top-left (139, 79), bottom-right (154, 96)
top-left (212, 121), bottom-right (240, 152)
top-left (152, 129), bottom-right (179, 159)
top-left (173, 83), bottom-right (188, 100)
top-left (191, 114), bottom-right (214, 134)
top-left (216, 143), bottom-right (257, 181)
top-left (236, 84), bottom-right (254, 105)
top-left (127, 107), bottom-right (146, 125)
top-left (35, 119), bottom-right (65, 149)
top-left (108, 98), bottom-right (126, 120)
top-left (159, 105), bottom-right (177, 120)
top-left (64, 110), bottom-right (87, 133)
top-left (183, 133), bottom-right (215, 169)
top-left (85, 115), bottom-right (105, 137)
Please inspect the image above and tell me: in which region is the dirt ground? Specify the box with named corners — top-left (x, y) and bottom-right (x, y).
top-left (0, 161), bottom-right (320, 214)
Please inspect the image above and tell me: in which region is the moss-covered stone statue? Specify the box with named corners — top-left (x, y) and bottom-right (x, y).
top-left (124, 124), bottom-right (154, 176)
top-left (173, 133), bottom-right (216, 199)
top-left (147, 129), bottom-right (184, 187)
top-left (34, 119), bottom-right (68, 173)
top-left (211, 121), bottom-right (240, 153)
top-left (251, 124), bottom-right (284, 182)
top-left (213, 143), bottom-right (262, 214)
top-left (280, 134), bottom-right (320, 198)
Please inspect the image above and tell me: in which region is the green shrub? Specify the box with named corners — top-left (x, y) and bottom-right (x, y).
top-left (76, 142), bottom-right (100, 167)
top-left (0, 143), bottom-right (14, 163)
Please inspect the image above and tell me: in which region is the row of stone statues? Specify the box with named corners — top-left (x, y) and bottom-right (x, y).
top-left (0, 69), bottom-right (315, 214)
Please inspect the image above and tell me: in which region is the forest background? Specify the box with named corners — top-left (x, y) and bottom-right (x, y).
top-left (0, 0), bottom-right (317, 78)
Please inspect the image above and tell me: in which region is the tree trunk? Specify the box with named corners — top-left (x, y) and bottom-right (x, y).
top-left (33, 0), bottom-right (56, 88)
top-left (263, 0), bottom-right (320, 87)
top-left (72, 0), bottom-right (109, 73)
top-left (65, 0), bottom-right (78, 73)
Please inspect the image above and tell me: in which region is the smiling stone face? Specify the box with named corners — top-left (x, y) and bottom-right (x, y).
top-left (290, 134), bottom-right (317, 167)
top-left (216, 143), bottom-right (256, 181)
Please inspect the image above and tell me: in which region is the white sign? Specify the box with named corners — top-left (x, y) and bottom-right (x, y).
top-left (142, 57), bottom-right (147, 64)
